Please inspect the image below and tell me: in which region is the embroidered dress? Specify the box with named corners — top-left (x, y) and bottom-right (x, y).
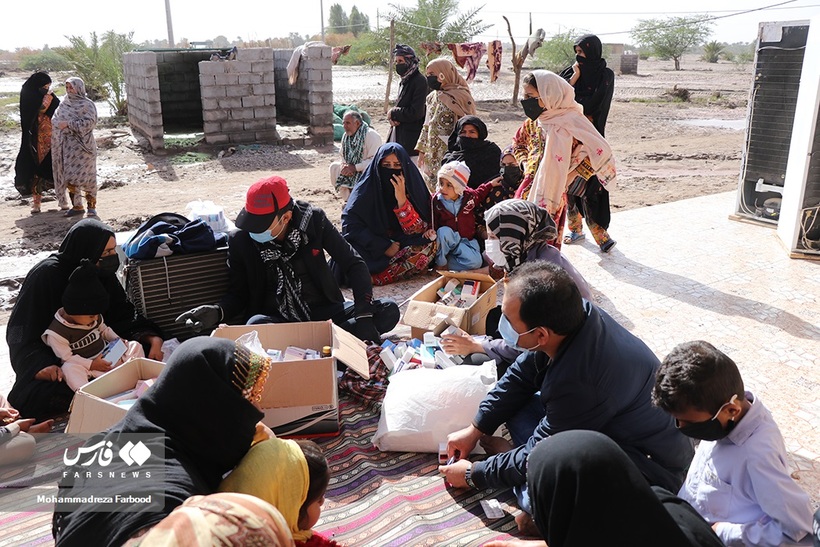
top-left (487, 41), bottom-right (503, 82)
top-left (52, 77), bottom-right (98, 211)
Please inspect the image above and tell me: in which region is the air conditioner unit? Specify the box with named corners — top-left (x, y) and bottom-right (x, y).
top-left (733, 20), bottom-right (810, 224)
top-left (778, 16), bottom-right (820, 257)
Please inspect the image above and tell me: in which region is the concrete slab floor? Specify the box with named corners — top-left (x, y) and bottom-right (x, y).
top-left (1, 190), bottom-right (818, 508)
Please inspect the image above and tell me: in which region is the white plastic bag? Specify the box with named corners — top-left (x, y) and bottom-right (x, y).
top-left (235, 330), bottom-right (266, 358)
top-left (372, 361), bottom-right (498, 453)
top-left (186, 199), bottom-right (229, 233)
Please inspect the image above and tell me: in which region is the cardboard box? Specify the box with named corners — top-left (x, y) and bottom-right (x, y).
top-left (66, 358), bottom-right (165, 434)
top-left (211, 321), bottom-right (369, 438)
top-left (402, 271), bottom-right (499, 340)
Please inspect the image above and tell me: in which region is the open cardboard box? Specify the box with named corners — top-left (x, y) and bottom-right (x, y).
top-left (211, 321), bottom-right (369, 438)
top-left (66, 358), bottom-right (165, 434)
top-left (402, 271), bottom-right (499, 340)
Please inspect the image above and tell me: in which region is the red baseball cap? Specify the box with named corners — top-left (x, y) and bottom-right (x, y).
top-left (235, 176), bottom-right (293, 233)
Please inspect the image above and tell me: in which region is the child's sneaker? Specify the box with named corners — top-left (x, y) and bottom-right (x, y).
top-left (86, 208), bottom-right (98, 217)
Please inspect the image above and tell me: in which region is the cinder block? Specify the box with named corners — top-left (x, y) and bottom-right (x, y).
top-left (203, 121), bottom-right (221, 134)
top-left (225, 85), bottom-right (252, 98)
top-left (199, 61), bottom-right (229, 75)
top-left (241, 95), bottom-right (265, 108)
top-left (310, 103), bottom-right (333, 116)
top-left (199, 74), bottom-right (217, 87)
top-left (255, 130), bottom-right (280, 141)
top-left (201, 85), bottom-right (227, 99)
top-left (232, 109), bottom-right (255, 121)
top-left (262, 72), bottom-right (276, 84)
top-left (309, 81), bottom-right (332, 93)
top-left (243, 119), bottom-right (267, 130)
top-left (252, 83), bottom-right (276, 95)
top-left (218, 97), bottom-right (242, 109)
top-left (200, 98), bottom-right (219, 110)
top-left (307, 57), bottom-right (333, 71)
top-left (304, 45), bottom-right (330, 59)
top-left (203, 109), bottom-right (228, 122)
top-left (239, 72), bottom-right (264, 85)
top-left (228, 132), bottom-right (256, 144)
top-left (263, 94), bottom-right (276, 106)
top-left (308, 91), bottom-right (333, 105)
top-left (205, 133), bottom-right (230, 145)
top-left (236, 48), bottom-right (263, 61)
top-left (254, 105), bottom-right (276, 119)
top-left (307, 70), bottom-right (324, 82)
top-left (229, 60), bottom-right (252, 73)
top-left (222, 120), bottom-right (245, 131)
top-left (215, 73), bottom-right (240, 86)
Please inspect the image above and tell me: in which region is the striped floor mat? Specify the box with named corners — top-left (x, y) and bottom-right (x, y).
top-left (0, 398), bottom-right (521, 546)
top-left (314, 394), bottom-right (519, 546)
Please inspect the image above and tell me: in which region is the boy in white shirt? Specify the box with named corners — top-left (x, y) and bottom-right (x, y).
top-left (42, 260), bottom-right (143, 391)
top-left (653, 340), bottom-right (814, 547)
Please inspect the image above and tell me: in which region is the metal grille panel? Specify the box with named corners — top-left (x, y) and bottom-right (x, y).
top-left (125, 249), bottom-right (230, 341)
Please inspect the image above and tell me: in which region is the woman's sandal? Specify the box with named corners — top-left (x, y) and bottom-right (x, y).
top-left (563, 231), bottom-right (585, 245)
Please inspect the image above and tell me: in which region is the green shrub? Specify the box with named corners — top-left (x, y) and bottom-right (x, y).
top-left (701, 41), bottom-right (724, 63)
top-left (20, 49), bottom-right (71, 72)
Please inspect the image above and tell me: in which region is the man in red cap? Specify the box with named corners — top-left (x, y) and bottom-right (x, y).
top-left (176, 176), bottom-right (399, 342)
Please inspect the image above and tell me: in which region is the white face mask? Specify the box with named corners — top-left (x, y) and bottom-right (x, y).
top-left (485, 239), bottom-right (508, 269)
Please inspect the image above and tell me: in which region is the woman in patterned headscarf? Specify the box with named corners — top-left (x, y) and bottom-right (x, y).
top-left (14, 71), bottom-right (59, 213)
top-left (416, 58), bottom-right (476, 190)
top-left (483, 199), bottom-right (592, 300)
top-left (52, 77), bottom-right (98, 217)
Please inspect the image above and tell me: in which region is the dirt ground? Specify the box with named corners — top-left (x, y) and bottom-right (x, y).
top-left (0, 55), bottom-right (753, 320)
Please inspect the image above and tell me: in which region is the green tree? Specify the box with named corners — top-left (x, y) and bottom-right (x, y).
top-left (701, 40), bottom-right (724, 63)
top-left (349, 6), bottom-right (370, 36)
top-left (630, 16), bottom-right (713, 70)
top-left (56, 31), bottom-right (136, 116)
top-left (328, 3), bottom-right (350, 35)
top-left (534, 30), bottom-right (577, 73)
top-left (20, 47), bottom-right (72, 72)
top-left (213, 35), bottom-right (230, 48)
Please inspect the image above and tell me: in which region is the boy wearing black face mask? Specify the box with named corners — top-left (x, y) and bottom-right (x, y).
top-left (653, 341), bottom-right (813, 546)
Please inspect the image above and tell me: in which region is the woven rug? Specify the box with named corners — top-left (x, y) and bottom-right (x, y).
top-left (0, 398), bottom-right (521, 546)
top-left (314, 394), bottom-right (519, 546)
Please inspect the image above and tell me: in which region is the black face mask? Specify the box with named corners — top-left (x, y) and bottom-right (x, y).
top-left (457, 136), bottom-right (480, 150)
top-left (678, 417), bottom-right (736, 441)
top-left (576, 54), bottom-right (586, 65)
top-left (520, 97), bottom-right (545, 121)
top-left (379, 167), bottom-right (403, 184)
top-left (427, 75), bottom-right (441, 90)
top-left (38, 87), bottom-right (49, 96)
top-left (500, 164), bottom-right (523, 188)
top-left (395, 63), bottom-right (410, 76)
top-left (97, 254), bottom-right (120, 276)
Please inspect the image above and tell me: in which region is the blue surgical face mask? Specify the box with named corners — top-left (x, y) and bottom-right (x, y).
top-left (498, 314), bottom-right (539, 351)
top-left (249, 230), bottom-right (275, 243)
top-left (249, 214), bottom-right (288, 243)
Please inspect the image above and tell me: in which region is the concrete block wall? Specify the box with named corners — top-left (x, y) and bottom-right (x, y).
top-left (615, 54), bottom-right (639, 75)
top-left (123, 52), bottom-right (164, 150)
top-left (273, 44), bottom-right (334, 145)
top-left (199, 47), bottom-right (278, 145)
top-left (158, 51), bottom-right (212, 128)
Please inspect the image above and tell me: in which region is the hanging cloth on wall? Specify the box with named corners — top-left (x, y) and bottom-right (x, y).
top-left (331, 45), bottom-right (351, 65)
top-left (487, 40), bottom-right (502, 82)
top-left (420, 41), bottom-right (444, 57)
top-left (445, 42), bottom-right (487, 82)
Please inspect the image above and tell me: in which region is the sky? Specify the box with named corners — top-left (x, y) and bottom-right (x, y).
top-left (2, 0), bottom-right (819, 51)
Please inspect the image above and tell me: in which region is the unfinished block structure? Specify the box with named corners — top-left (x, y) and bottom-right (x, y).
top-left (123, 45), bottom-right (333, 150)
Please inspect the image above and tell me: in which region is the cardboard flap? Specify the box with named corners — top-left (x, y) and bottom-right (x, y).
top-left (331, 323), bottom-right (370, 379)
top-left (437, 270), bottom-right (496, 286)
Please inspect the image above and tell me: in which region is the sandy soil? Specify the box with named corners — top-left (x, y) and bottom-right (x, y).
top-left (0, 56), bottom-right (753, 319)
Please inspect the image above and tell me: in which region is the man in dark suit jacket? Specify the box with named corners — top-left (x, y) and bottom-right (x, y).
top-left (176, 176), bottom-right (398, 343)
top-left (387, 44), bottom-right (427, 158)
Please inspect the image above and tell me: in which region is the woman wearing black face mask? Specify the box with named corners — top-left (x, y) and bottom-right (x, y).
top-left (341, 143), bottom-right (436, 286)
top-left (512, 70), bottom-right (617, 251)
top-left (559, 34), bottom-right (618, 253)
top-left (415, 58), bottom-right (476, 190)
top-left (442, 115), bottom-right (502, 190)
top-left (6, 219), bottom-right (163, 421)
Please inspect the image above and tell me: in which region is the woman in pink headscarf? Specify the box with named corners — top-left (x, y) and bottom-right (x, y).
top-left (515, 70), bottom-right (616, 250)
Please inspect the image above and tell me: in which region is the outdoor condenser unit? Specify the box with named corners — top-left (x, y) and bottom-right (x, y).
top-left (124, 249), bottom-right (231, 341)
top-left (778, 16), bottom-right (820, 257)
top-left (734, 20), bottom-right (809, 224)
